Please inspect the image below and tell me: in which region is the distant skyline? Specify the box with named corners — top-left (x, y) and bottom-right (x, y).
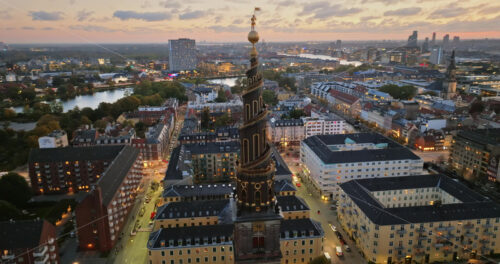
top-left (0, 0), bottom-right (500, 43)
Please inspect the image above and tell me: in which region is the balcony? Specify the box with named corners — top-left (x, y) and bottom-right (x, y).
top-left (483, 223), bottom-right (493, 228)
top-left (464, 232), bottom-right (475, 237)
top-left (415, 227), bottom-right (426, 233)
top-left (396, 229), bottom-right (407, 235)
top-left (33, 245), bottom-right (48, 257)
top-left (479, 239), bottom-right (490, 244)
top-left (483, 231), bottom-right (495, 236)
top-left (34, 254), bottom-right (49, 264)
top-left (1, 254), bottom-right (14, 260)
top-left (415, 251), bottom-right (425, 256)
top-left (414, 244), bottom-right (424, 249)
top-left (464, 223), bottom-right (474, 229)
top-left (435, 243), bottom-right (444, 248)
top-left (436, 226), bottom-right (448, 231)
top-left (394, 245), bottom-right (405, 250)
top-left (417, 235), bottom-right (427, 241)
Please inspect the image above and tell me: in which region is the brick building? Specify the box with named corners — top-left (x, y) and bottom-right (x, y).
top-left (0, 219), bottom-right (59, 264)
top-left (28, 145), bottom-right (126, 195)
top-left (75, 146), bottom-right (142, 252)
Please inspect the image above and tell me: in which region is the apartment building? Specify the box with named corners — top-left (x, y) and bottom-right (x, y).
top-left (267, 119), bottom-right (305, 145)
top-left (75, 146), bottom-right (142, 252)
top-left (304, 111), bottom-right (345, 137)
top-left (28, 145), bottom-right (126, 195)
top-left (185, 141), bottom-right (239, 183)
top-left (38, 130), bottom-right (68, 149)
top-left (147, 218), bottom-right (324, 264)
top-left (338, 174), bottom-right (500, 264)
top-left (449, 129), bottom-right (500, 182)
top-left (301, 133), bottom-right (423, 199)
top-left (0, 219), bottom-right (59, 264)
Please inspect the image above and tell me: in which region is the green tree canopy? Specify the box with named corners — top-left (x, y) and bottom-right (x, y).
top-left (0, 172), bottom-right (33, 207)
top-left (262, 90), bottom-right (278, 106)
top-left (0, 200), bottom-right (22, 221)
top-left (215, 88), bottom-right (227, 102)
top-left (378, 84), bottom-right (417, 100)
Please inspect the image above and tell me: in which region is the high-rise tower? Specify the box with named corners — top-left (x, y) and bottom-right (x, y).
top-left (442, 50), bottom-right (457, 100)
top-left (233, 12), bottom-right (282, 264)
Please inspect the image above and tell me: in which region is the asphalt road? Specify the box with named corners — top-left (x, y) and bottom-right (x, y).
top-left (283, 151), bottom-right (367, 264)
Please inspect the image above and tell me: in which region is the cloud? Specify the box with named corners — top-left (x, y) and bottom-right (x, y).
top-left (361, 0), bottom-right (401, 4)
top-left (209, 25), bottom-right (247, 33)
top-left (384, 7), bottom-right (421, 16)
top-left (299, 2), bottom-right (362, 19)
top-left (42, 27), bottom-right (55, 30)
top-left (179, 10), bottom-right (207, 20)
top-left (77, 10), bottom-right (94, 21)
top-left (0, 10), bottom-right (12, 19)
top-left (360, 16), bottom-right (378, 21)
top-left (478, 5), bottom-right (500, 15)
top-left (160, 0), bottom-right (181, 8)
top-left (30, 11), bottom-right (64, 21)
top-left (22, 26), bottom-right (35, 30)
top-left (429, 7), bottom-right (466, 18)
top-left (113, 10), bottom-right (171, 21)
top-left (232, 18), bottom-right (243, 24)
top-left (70, 25), bottom-right (117, 32)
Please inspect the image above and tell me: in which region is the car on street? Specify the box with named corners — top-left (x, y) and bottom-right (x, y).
top-left (344, 244), bottom-right (351, 252)
top-left (335, 231), bottom-right (343, 240)
top-left (330, 224), bottom-right (337, 232)
top-left (336, 246), bottom-right (343, 257)
top-left (295, 182), bottom-right (301, 187)
top-left (324, 252), bottom-right (332, 263)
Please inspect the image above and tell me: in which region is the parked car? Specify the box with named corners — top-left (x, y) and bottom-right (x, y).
top-left (344, 244), bottom-right (351, 252)
top-left (336, 246), bottom-right (343, 257)
top-left (330, 224), bottom-right (337, 232)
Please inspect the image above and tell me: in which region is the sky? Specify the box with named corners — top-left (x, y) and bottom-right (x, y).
top-left (0, 0), bottom-right (500, 43)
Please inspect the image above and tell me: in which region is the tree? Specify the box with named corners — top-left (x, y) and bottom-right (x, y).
top-left (469, 101), bottom-right (485, 115)
top-left (378, 84), bottom-right (417, 100)
top-left (50, 101), bottom-right (63, 114)
top-left (0, 172), bottom-right (32, 207)
top-left (289, 109), bottom-right (306, 119)
top-left (215, 113), bottom-right (230, 127)
top-left (135, 122), bottom-right (147, 138)
top-left (262, 90), bottom-right (278, 106)
top-left (0, 200), bottom-right (21, 221)
top-left (215, 88), bottom-right (227, 102)
top-left (309, 255), bottom-right (329, 264)
top-left (2, 109), bottom-right (16, 120)
top-left (200, 107), bottom-right (211, 130)
top-left (94, 119), bottom-right (107, 133)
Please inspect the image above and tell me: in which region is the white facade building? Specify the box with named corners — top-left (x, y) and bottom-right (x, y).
top-left (301, 133), bottom-right (423, 199)
top-left (267, 118), bottom-right (305, 145)
top-left (38, 130), bottom-right (69, 149)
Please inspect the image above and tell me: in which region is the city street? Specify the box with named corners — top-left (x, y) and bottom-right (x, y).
top-left (281, 148), bottom-right (367, 264)
top-left (109, 105), bottom-right (185, 264)
top-left (411, 149), bottom-right (449, 163)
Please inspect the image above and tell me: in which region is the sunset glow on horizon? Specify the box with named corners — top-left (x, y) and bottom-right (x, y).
top-left (1, 0), bottom-right (500, 43)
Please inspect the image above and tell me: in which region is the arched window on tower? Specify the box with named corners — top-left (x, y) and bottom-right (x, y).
top-left (253, 134), bottom-right (260, 160)
top-left (259, 96), bottom-right (263, 109)
top-left (246, 104), bottom-right (250, 121)
top-left (262, 128), bottom-right (267, 151)
top-left (253, 100), bottom-right (258, 116)
top-left (243, 139), bottom-right (249, 164)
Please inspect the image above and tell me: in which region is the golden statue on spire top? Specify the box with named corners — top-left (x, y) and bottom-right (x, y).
top-left (248, 8), bottom-right (260, 45)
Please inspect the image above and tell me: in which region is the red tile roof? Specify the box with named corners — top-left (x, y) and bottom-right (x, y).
top-left (329, 89), bottom-right (360, 105)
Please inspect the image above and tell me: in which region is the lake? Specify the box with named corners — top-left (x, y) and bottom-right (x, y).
top-left (207, 77), bottom-right (238, 87)
top-left (13, 88), bottom-right (133, 113)
top-left (278, 53), bottom-right (363, 67)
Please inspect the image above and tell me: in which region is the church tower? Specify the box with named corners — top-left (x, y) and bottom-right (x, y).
top-left (442, 50), bottom-right (457, 100)
top-left (233, 12), bottom-right (282, 264)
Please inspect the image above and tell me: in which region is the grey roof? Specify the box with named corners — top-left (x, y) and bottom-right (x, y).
top-left (96, 145), bottom-right (139, 205)
top-left (0, 220), bottom-right (47, 249)
top-left (162, 183), bottom-right (235, 198)
top-left (302, 133), bottom-right (420, 164)
top-left (455, 129), bottom-right (500, 147)
top-left (193, 87), bottom-right (214, 94)
top-left (274, 180), bottom-right (296, 193)
top-left (271, 145), bottom-right (292, 177)
top-left (272, 119), bottom-right (304, 127)
top-left (147, 224), bottom-right (234, 249)
top-left (277, 195), bottom-right (309, 212)
top-left (184, 141), bottom-right (239, 155)
top-left (29, 145), bottom-right (124, 163)
top-left (164, 146), bottom-right (183, 180)
top-left (339, 174), bottom-right (500, 225)
top-left (280, 218), bottom-right (324, 238)
top-left (156, 199), bottom-right (230, 219)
